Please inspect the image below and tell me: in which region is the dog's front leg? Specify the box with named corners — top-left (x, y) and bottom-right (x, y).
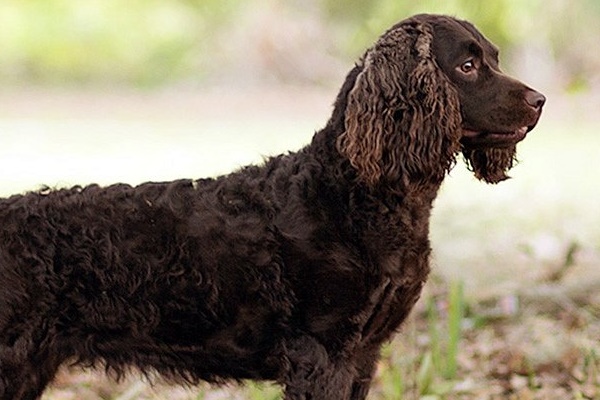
top-left (280, 336), bottom-right (355, 400)
top-left (348, 344), bottom-right (380, 400)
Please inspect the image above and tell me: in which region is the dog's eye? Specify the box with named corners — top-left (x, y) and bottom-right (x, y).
top-left (460, 60), bottom-right (476, 73)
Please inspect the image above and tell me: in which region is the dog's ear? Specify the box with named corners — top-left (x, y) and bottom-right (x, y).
top-left (462, 147), bottom-right (517, 184)
top-left (336, 23), bottom-right (462, 187)
top-left (335, 54), bottom-right (397, 187)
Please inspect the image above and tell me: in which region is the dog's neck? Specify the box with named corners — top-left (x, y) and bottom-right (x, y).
top-left (310, 123), bottom-right (448, 198)
top-left (308, 124), bottom-right (443, 247)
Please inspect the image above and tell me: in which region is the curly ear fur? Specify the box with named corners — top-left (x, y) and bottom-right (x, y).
top-left (462, 146), bottom-right (517, 184)
top-left (336, 22), bottom-right (462, 187)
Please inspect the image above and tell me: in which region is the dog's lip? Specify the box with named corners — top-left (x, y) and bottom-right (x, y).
top-left (461, 126), bottom-right (529, 141)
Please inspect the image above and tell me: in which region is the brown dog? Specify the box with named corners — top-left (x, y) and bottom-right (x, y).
top-left (0, 14), bottom-right (543, 400)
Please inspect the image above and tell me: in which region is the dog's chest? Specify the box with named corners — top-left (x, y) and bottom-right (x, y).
top-left (355, 249), bottom-right (430, 344)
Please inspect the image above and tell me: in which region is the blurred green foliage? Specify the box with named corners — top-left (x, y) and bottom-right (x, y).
top-left (0, 0), bottom-right (598, 87)
top-left (324, 0), bottom-right (543, 55)
top-left (0, 0), bottom-right (237, 86)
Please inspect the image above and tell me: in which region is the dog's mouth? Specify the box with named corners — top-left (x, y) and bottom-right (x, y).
top-left (460, 125), bottom-right (532, 148)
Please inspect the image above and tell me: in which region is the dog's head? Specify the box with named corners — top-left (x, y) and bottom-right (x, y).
top-left (336, 14), bottom-right (545, 186)
top-left (422, 14), bottom-right (545, 183)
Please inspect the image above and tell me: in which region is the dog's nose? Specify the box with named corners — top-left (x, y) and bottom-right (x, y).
top-left (525, 89), bottom-right (546, 110)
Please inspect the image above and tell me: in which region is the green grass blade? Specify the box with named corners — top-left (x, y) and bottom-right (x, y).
top-left (445, 280), bottom-right (464, 379)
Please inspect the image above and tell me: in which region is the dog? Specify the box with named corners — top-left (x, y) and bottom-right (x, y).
top-left (0, 14), bottom-right (544, 400)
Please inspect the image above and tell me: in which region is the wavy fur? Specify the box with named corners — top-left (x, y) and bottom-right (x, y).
top-left (462, 146), bottom-right (517, 183)
top-left (337, 22), bottom-right (462, 188)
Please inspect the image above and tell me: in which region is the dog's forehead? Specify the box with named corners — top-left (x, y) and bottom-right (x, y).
top-left (421, 16), bottom-right (500, 64)
top-left (454, 19), bottom-right (499, 56)
top-left (384, 15), bottom-right (499, 59)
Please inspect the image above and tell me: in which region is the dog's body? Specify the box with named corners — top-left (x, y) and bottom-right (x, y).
top-left (0, 14), bottom-right (544, 400)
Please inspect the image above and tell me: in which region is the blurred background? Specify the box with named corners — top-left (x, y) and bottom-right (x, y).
top-left (1, 0), bottom-right (599, 399)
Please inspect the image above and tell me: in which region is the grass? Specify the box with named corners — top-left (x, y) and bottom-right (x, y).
top-left (1, 88), bottom-right (598, 399)
top-left (374, 281), bottom-right (468, 399)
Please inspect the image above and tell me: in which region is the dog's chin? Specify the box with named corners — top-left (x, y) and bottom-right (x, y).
top-left (460, 125), bottom-right (531, 148)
